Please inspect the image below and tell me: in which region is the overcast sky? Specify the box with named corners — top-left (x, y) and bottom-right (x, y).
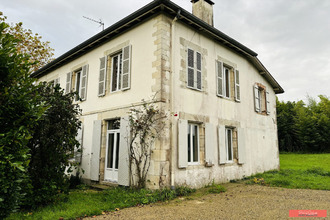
top-left (1, 0), bottom-right (329, 102)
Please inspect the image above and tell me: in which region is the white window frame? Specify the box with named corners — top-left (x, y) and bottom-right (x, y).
top-left (223, 66), bottom-right (231, 99)
top-left (187, 48), bottom-right (202, 91)
top-left (254, 84), bottom-right (270, 115)
top-left (225, 127), bottom-right (234, 163)
top-left (187, 123), bottom-right (200, 165)
top-left (110, 53), bottom-right (123, 93)
top-left (74, 69), bottom-right (82, 101)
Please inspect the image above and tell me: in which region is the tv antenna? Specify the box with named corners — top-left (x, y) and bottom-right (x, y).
top-left (83, 16), bottom-right (104, 31)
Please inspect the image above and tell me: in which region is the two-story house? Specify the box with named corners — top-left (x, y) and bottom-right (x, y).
top-left (32, 0), bottom-right (284, 189)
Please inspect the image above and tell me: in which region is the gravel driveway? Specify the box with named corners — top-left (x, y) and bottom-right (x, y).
top-left (85, 183), bottom-right (329, 220)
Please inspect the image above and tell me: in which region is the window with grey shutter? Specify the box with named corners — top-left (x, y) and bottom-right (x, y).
top-left (54, 78), bottom-right (60, 87)
top-left (91, 120), bottom-right (102, 181)
top-left (121, 45), bottom-right (131, 90)
top-left (187, 49), bottom-right (194, 88)
top-left (178, 119), bottom-right (188, 168)
top-left (205, 123), bottom-right (214, 166)
top-left (216, 61), bottom-right (224, 97)
top-left (254, 84), bottom-right (261, 112)
top-left (235, 70), bottom-right (240, 102)
top-left (218, 125), bottom-right (226, 164)
top-left (118, 116), bottom-right (130, 186)
top-left (98, 56), bottom-right (107, 96)
top-left (65, 72), bottom-right (72, 94)
top-left (80, 64), bottom-right (88, 101)
top-left (75, 125), bottom-right (83, 164)
top-left (196, 52), bottom-right (202, 90)
top-left (266, 90), bottom-right (270, 115)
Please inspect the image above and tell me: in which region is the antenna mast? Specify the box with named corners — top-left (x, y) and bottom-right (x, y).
top-left (83, 16), bottom-right (104, 31)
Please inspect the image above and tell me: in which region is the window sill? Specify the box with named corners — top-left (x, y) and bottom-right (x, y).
top-left (188, 162), bottom-right (200, 166)
top-left (186, 86), bottom-right (202, 92)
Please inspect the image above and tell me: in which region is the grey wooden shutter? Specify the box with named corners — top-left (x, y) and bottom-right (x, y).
top-left (237, 128), bottom-right (246, 164)
top-left (80, 64), bottom-right (88, 101)
top-left (90, 120), bottom-right (102, 181)
top-left (196, 52), bottom-right (202, 90)
top-left (178, 119), bottom-right (188, 168)
top-left (75, 124), bottom-right (83, 164)
top-left (54, 78), bottom-right (60, 87)
top-left (216, 61), bottom-right (224, 97)
top-left (218, 125), bottom-right (226, 164)
top-left (121, 45), bottom-right (131, 90)
top-left (187, 49), bottom-right (194, 88)
top-left (98, 56), bottom-right (107, 96)
top-left (65, 72), bottom-right (72, 94)
top-left (266, 90), bottom-right (270, 115)
top-left (205, 123), bottom-right (214, 166)
top-left (235, 69), bottom-right (240, 102)
top-left (118, 116), bottom-right (130, 186)
top-left (254, 84), bottom-right (260, 112)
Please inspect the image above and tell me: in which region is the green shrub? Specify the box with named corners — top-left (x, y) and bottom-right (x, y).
top-left (0, 21), bottom-right (47, 218)
top-left (24, 83), bottom-right (81, 209)
top-left (175, 186), bottom-right (196, 196)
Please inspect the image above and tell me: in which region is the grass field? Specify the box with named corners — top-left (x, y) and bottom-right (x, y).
top-left (249, 153), bottom-right (330, 190)
top-left (7, 186), bottom-right (195, 220)
top-left (8, 153), bottom-right (329, 219)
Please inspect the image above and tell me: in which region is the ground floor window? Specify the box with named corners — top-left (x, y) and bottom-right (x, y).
top-left (226, 128), bottom-right (233, 162)
top-left (188, 123), bottom-right (200, 164)
top-left (105, 119), bottom-right (120, 182)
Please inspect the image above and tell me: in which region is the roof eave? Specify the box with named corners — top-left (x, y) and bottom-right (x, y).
top-left (32, 0), bottom-right (284, 94)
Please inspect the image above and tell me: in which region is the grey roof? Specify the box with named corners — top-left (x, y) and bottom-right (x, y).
top-left (32, 0), bottom-right (284, 94)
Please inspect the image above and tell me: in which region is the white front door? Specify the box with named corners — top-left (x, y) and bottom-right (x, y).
top-left (104, 120), bottom-right (120, 182)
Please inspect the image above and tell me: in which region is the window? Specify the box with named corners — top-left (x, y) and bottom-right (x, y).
top-left (224, 66), bottom-right (231, 98)
top-left (98, 45), bottom-right (131, 96)
top-left (65, 64), bottom-right (89, 101)
top-left (187, 48), bottom-right (202, 90)
top-left (225, 128), bottom-right (233, 162)
top-left (216, 61), bottom-right (240, 101)
top-left (105, 119), bottom-right (121, 182)
top-left (187, 123), bottom-right (200, 164)
top-left (219, 125), bottom-right (246, 164)
top-left (254, 83), bottom-right (270, 115)
top-left (74, 70), bottom-right (81, 101)
top-left (111, 53), bottom-right (123, 92)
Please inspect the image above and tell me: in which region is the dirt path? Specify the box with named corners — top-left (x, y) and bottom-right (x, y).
top-left (85, 183), bottom-right (329, 220)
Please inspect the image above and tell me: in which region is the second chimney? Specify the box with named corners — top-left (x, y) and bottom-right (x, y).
top-left (191, 0), bottom-right (215, 26)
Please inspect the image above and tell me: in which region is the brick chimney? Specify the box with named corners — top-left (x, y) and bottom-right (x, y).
top-left (191, 0), bottom-right (215, 26)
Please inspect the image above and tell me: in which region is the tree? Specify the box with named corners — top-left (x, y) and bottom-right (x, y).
top-left (0, 15), bottom-right (80, 217)
top-left (0, 12), bottom-right (55, 72)
top-left (277, 95), bottom-right (330, 153)
top-left (0, 21), bottom-right (47, 218)
top-left (24, 83), bottom-right (81, 208)
top-left (128, 98), bottom-right (167, 188)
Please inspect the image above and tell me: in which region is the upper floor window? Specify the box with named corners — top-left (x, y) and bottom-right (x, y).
top-left (254, 83), bottom-right (270, 115)
top-left (187, 48), bottom-right (202, 90)
top-left (98, 45), bottom-right (131, 96)
top-left (49, 78), bottom-right (60, 88)
top-left (216, 61), bottom-right (240, 102)
top-left (111, 53), bottom-right (123, 92)
top-left (65, 65), bottom-right (89, 101)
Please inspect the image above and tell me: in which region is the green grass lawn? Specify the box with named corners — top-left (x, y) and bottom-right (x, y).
top-left (248, 153), bottom-right (330, 190)
top-left (7, 186), bottom-right (195, 220)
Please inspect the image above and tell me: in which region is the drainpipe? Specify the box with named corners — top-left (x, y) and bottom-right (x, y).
top-left (170, 10), bottom-right (181, 190)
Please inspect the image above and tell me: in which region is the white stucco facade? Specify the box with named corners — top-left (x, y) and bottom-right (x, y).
top-left (35, 0), bottom-right (282, 189)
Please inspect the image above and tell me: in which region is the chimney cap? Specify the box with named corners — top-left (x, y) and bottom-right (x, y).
top-left (191, 0), bottom-right (215, 5)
